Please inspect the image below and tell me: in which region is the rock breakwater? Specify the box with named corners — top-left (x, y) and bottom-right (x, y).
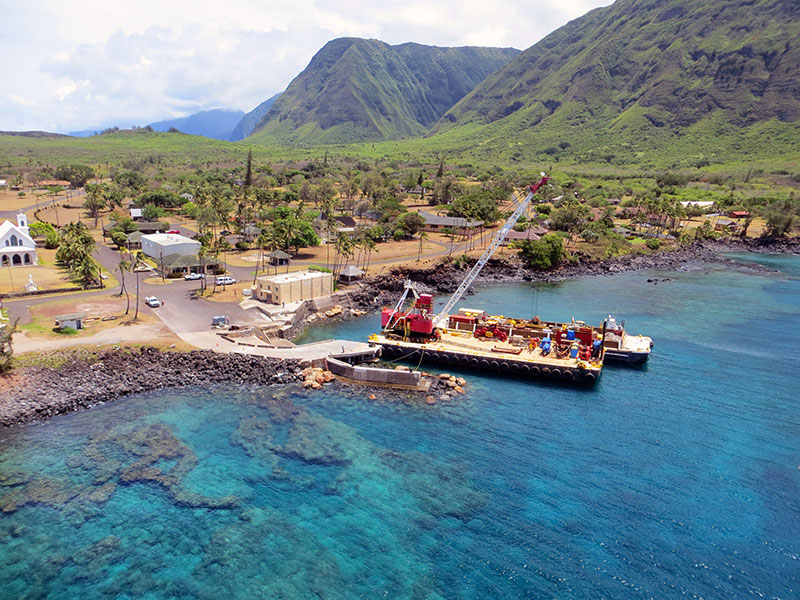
top-left (0, 347), bottom-right (301, 427)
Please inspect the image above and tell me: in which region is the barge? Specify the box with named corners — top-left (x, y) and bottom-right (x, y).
top-left (370, 292), bottom-right (604, 383)
top-left (365, 175), bottom-right (652, 383)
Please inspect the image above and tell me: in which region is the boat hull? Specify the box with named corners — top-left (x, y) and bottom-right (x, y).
top-left (375, 341), bottom-right (601, 384)
top-left (603, 350), bottom-right (650, 365)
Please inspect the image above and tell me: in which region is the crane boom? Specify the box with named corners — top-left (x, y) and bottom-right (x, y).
top-left (431, 175), bottom-right (550, 329)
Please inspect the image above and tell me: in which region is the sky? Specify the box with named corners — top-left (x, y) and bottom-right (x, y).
top-left (0, 0), bottom-right (613, 133)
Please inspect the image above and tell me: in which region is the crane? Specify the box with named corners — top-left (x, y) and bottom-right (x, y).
top-left (430, 174), bottom-right (551, 330)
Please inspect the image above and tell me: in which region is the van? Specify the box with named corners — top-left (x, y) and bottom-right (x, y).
top-left (215, 275), bottom-right (235, 286)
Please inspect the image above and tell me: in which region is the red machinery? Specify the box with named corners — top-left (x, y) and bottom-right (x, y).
top-left (381, 292), bottom-right (434, 337)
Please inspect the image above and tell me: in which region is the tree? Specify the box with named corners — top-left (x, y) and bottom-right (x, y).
top-left (138, 189), bottom-right (181, 208)
top-left (550, 199), bottom-right (591, 235)
top-left (443, 227), bottom-right (457, 256)
top-left (272, 217), bottom-right (319, 254)
top-left (54, 164), bottom-right (94, 187)
top-left (450, 190), bottom-right (499, 224)
top-left (762, 209), bottom-right (794, 238)
top-left (75, 255), bottom-right (101, 288)
top-left (110, 230), bottom-right (128, 249)
top-left (131, 251), bottom-right (147, 320)
top-left (83, 183), bottom-right (106, 227)
top-left (518, 233), bottom-right (565, 270)
top-left (0, 318), bottom-right (19, 373)
top-left (105, 186), bottom-right (125, 211)
top-left (399, 212), bottom-right (425, 238)
top-left (56, 221), bottom-right (96, 268)
top-left (113, 171), bottom-right (146, 192)
top-left (142, 204), bottom-right (166, 220)
top-left (417, 231), bottom-right (428, 262)
top-left (115, 251), bottom-right (132, 314)
top-left (28, 221), bottom-right (56, 238)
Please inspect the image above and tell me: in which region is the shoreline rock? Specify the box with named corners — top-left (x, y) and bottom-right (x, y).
top-left (345, 237), bottom-right (799, 310)
top-left (0, 347), bottom-right (302, 428)
top-left (3, 239), bottom-right (794, 428)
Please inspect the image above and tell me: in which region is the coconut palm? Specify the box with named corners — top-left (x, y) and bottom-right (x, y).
top-left (115, 251), bottom-right (132, 314)
top-left (417, 231), bottom-right (428, 262)
top-left (131, 251), bottom-right (146, 320)
top-left (75, 255), bottom-right (100, 289)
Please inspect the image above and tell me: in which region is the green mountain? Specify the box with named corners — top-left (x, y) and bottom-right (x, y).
top-left (430, 0), bottom-right (800, 164)
top-left (229, 94), bottom-right (281, 141)
top-left (248, 38), bottom-right (520, 144)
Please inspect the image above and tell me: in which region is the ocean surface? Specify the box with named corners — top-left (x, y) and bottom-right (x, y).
top-left (1, 254), bottom-right (798, 599)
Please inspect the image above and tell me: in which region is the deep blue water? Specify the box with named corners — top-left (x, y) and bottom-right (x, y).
top-left (1, 254), bottom-right (799, 599)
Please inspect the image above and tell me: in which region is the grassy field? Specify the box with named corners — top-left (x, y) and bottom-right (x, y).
top-left (3, 121), bottom-right (799, 177)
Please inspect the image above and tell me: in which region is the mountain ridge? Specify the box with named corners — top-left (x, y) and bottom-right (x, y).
top-left (429, 0), bottom-right (799, 163)
top-left (247, 38), bottom-right (520, 144)
top-left (229, 94), bottom-right (281, 141)
top-left (147, 108), bottom-right (245, 141)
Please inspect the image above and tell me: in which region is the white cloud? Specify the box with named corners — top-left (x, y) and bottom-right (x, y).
top-left (0, 0), bottom-right (612, 132)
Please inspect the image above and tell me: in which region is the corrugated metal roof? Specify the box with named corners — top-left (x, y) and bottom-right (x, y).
top-left (419, 212), bottom-right (481, 227)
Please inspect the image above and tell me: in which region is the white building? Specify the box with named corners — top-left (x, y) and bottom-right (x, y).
top-left (141, 232), bottom-right (200, 261)
top-left (0, 214), bottom-right (37, 267)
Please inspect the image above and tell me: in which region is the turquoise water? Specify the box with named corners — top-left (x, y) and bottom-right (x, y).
top-left (2, 255), bottom-right (799, 599)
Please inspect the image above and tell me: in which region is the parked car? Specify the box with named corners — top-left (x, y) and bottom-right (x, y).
top-left (184, 272), bottom-right (205, 280)
top-left (166, 229), bottom-right (180, 234)
top-left (215, 275), bottom-right (235, 286)
top-left (211, 315), bottom-right (230, 327)
top-left (145, 296), bottom-right (161, 308)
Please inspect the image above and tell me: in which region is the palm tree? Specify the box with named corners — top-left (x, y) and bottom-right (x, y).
top-left (115, 251), bottom-right (132, 314)
top-left (252, 229), bottom-right (272, 286)
top-left (76, 256), bottom-right (100, 289)
top-left (131, 251), bottom-right (146, 320)
top-left (417, 231), bottom-right (428, 262)
top-left (443, 227), bottom-right (456, 256)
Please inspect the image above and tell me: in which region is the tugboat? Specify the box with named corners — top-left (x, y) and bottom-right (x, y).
top-left (599, 315), bottom-right (652, 364)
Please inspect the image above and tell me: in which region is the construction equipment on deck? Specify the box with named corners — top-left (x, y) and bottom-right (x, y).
top-left (431, 174), bottom-right (551, 330)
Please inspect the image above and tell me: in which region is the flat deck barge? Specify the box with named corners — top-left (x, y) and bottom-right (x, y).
top-left (370, 330), bottom-right (603, 383)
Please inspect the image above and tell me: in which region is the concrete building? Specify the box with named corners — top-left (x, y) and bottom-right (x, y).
top-left (54, 312), bottom-right (86, 330)
top-left (256, 270), bottom-right (332, 305)
top-left (141, 232), bottom-right (200, 261)
top-left (0, 214), bottom-right (37, 267)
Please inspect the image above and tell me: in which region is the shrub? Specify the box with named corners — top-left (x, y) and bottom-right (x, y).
top-left (54, 326), bottom-right (78, 335)
top-left (44, 231), bottom-right (60, 249)
top-left (518, 233), bottom-right (565, 270)
top-left (646, 238), bottom-right (661, 250)
top-left (580, 230), bottom-right (599, 242)
top-left (110, 230), bottom-right (128, 249)
top-left (308, 265), bottom-right (332, 273)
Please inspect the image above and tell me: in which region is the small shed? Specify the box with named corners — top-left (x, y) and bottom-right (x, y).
top-left (268, 250), bottom-right (290, 266)
top-left (126, 231), bottom-right (143, 249)
top-left (339, 265), bottom-right (364, 283)
top-left (55, 312), bottom-right (86, 330)
top-left (714, 218), bottom-right (740, 232)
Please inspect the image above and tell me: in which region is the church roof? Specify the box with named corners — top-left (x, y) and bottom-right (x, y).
top-left (0, 220), bottom-right (36, 248)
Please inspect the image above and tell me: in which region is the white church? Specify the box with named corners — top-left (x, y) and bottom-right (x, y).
top-left (0, 214), bottom-right (38, 267)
